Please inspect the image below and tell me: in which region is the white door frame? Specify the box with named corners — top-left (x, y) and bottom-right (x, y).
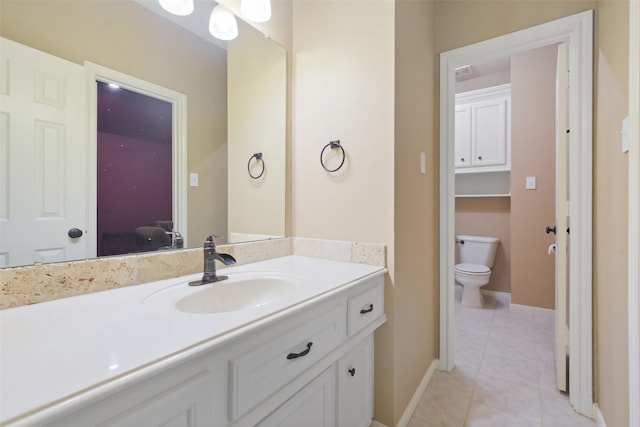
top-left (628, 0), bottom-right (639, 425)
top-left (439, 10), bottom-right (594, 417)
top-left (85, 62), bottom-right (188, 254)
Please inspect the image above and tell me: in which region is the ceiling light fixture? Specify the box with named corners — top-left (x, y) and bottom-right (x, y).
top-left (209, 4), bottom-right (238, 41)
top-left (158, 0), bottom-right (194, 16)
top-left (240, 0), bottom-right (271, 23)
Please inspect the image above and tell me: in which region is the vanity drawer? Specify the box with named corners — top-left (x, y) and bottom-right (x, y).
top-left (229, 303), bottom-right (346, 421)
top-left (347, 278), bottom-right (384, 336)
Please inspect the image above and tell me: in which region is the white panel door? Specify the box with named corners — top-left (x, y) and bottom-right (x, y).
top-left (0, 37), bottom-right (89, 267)
top-left (555, 43), bottom-right (570, 392)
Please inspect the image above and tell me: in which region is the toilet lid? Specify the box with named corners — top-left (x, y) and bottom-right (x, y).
top-left (455, 263), bottom-right (490, 274)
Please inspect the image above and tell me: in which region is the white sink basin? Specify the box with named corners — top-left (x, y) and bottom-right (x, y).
top-left (174, 275), bottom-right (301, 314)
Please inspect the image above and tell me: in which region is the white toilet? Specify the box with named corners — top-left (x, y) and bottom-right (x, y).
top-left (455, 234), bottom-right (500, 308)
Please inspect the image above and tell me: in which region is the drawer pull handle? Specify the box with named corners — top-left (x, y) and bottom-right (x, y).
top-left (360, 304), bottom-right (374, 314)
top-left (287, 342), bottom-right (313, 360)
top-left (348, 368), bottom-right (356, 377)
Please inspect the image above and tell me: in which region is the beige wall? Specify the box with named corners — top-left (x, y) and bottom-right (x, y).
top-left (291, 0), bottom-right (395, 255)
top-left (594, 0), bottom-right (630, 425)
top-left (0, 0), bottom-right (228, 247)
top-left (291, 1), bottom-right (399, 424)
top-left (455, 198), bottom-right (511, 293)
top-left (394, 1), bottom-right (438, 425)
top-left (510, 44), bottom-right (558, 309)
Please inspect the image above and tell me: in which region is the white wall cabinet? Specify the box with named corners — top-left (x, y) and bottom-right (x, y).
top-left (41, 274), bottom-right (384, 427)
top-left (455, 84), bottom-right (511, 173)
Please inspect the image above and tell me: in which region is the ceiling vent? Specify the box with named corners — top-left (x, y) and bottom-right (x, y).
top-left (455, 65), bottom-right (473, 80)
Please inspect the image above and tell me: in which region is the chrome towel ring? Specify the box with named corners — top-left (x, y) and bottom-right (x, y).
top-left (247, 152), bottom-right (265, 179)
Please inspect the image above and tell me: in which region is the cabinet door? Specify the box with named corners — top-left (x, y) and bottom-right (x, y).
top-left (99, 373), bottom-right (213, 427)
top-left (49, 371), bottom-right (214, 427)
top-left (257, 366), bottom-right (336, 427)
top-left (454, 105), bottom-right (472, 169)
top-left (471, 97), bottom-right (508, 167)
top-left (338, 336), bottom-right (373, 427)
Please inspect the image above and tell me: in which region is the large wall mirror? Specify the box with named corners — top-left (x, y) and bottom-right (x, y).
top-left (0, 0), bottom-right (286, 268)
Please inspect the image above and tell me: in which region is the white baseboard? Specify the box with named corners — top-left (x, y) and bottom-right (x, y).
top-left (480, 289), bottom-right (511, 305)
top-left (593, 404), bottom-right (607, 427)
top-left (510, 303), bottom-right (555, 317)
top-left (369, 420), bottom-right (388, 427)
top-left (394, 358), bottom-right (440, 427)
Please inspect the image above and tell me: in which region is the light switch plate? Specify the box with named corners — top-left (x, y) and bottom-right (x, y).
top-left (420, 152), bottom-right (426, 174)
top-left (526, 176), bottom-right (536, 190)
top-left (622, 116), bottom-right (630, 153)
top-left (189, 172), bottom-right (199, 187)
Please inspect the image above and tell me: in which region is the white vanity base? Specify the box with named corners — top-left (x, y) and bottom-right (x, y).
top-left (0, 256), bottom-right (385, 427)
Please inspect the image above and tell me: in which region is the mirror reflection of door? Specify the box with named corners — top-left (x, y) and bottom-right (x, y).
top-left (0, 37), bottom-right (88, 268)
top-left (96, 81), bottom-right (173, 257)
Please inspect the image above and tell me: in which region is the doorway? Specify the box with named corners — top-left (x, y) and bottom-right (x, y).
top-left (439, 11), bottom-right (594, 417)
top-left (96, 81), bottom-right (173, 256)
top-left (85, 62), bottom-right (188, 258)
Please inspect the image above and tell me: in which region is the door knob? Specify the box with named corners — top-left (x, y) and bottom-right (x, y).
top-left (68, 228), bottom-right (83, 238)
top-left (546, 225), bottom-right (557, 235)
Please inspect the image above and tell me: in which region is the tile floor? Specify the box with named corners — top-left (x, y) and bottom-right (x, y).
top-left (408, 286), bottom-right (596, 427)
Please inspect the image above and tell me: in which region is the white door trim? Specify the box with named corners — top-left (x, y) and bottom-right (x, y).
top-left (628, 0), bottom-right (639, 425)
top-left (439, 10), bottom-right (594, 416)
top-left (84, 62), bottom-right (188, 251)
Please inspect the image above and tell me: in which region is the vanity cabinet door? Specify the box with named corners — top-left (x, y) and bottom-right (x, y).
top-left (48, 368), bottom-right (214, 427)
top-left (257, 366), bottom-right (336, 427)
top-left (338, 336), bottom-right (374, 427)
top-left (228, 303), bottom-right (346, 421)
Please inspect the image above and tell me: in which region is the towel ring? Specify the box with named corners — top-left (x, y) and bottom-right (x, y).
top-left (247, 152), bottom-right (265, 179)
top-left (320, 140), bottom-right (345, 172)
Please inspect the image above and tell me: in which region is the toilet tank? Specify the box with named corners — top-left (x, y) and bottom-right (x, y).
top-left (456, 235), bottom-right (500, 267)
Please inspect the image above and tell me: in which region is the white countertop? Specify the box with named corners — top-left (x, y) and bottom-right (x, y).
top-left (0, 255), bottom-right (384, 425)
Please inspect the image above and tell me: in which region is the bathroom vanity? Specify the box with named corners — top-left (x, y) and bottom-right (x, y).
top-left (0, 256), bottom-right (385, 427)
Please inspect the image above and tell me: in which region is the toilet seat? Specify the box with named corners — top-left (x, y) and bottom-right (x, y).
top-left (455, 263), bottom-right (490, 275)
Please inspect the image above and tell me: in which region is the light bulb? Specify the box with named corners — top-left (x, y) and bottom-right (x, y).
top-left (209, 5), bottom-right (238, 41)
top-left (240, 0), bottom-right (271, 23)
top-left (158, 0), bottom-right (194, 16)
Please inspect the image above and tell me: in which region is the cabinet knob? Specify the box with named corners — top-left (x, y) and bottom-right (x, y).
top-left (460, 158), bottom-right (465, 162)
top-left (348, 368), bottom-right (356, 377)
top-left (478, 156), bottom-right (483, 161)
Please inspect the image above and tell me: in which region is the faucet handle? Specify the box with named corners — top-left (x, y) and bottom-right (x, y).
top-left (205, 234), bottom-right (224, 247)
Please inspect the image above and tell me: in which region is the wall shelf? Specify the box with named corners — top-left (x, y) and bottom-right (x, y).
top-left (455, 193), bottom-right (511, 198)
top-left (455, 170), bottom-right (510, 198)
